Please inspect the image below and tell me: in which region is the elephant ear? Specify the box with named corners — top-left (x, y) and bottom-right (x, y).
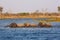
top-left (38, 22), bottom-right (43, 25)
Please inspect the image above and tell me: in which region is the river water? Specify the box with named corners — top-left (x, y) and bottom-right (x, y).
top-left (0, 18), bottom-right (60, 40)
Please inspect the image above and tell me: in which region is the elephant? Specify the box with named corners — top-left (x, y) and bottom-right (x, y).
top-left (38, 22), bottom-right (52, 27)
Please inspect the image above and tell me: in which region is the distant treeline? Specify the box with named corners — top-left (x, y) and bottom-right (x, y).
top-left (0, 12), bottom-right (60, 16)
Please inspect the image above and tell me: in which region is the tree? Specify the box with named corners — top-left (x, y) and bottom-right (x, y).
top-left (58, 6), bottom-right (60, 12)
top-left (0, 6), bottom-right (3, 13)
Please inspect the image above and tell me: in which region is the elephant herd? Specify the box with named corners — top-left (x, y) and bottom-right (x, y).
top-left (6, 22), bottom-right (52, 28)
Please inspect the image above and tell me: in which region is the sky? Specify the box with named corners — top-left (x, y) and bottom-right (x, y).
top-left (0, 0), bottom-right (60, 13)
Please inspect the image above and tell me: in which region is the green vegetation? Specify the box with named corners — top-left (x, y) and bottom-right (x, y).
top-left (32, 18), bottom-right (60, 22)
top-left (18, 12), bottom-right (29, 16)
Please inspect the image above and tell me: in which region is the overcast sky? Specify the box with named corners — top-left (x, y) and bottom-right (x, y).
top-left (0, 0), bottom-right (60, 13)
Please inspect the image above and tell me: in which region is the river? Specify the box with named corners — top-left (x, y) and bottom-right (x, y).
top-left (0, 18), bottom-right (60, 40)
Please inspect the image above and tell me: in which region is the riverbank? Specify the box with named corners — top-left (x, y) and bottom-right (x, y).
top-left (0, 15), bottom-right (60, 22)
top-left (0, 15), bottom-right (60, 19)
top-left (0, 13), bottom-right (60, 22)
